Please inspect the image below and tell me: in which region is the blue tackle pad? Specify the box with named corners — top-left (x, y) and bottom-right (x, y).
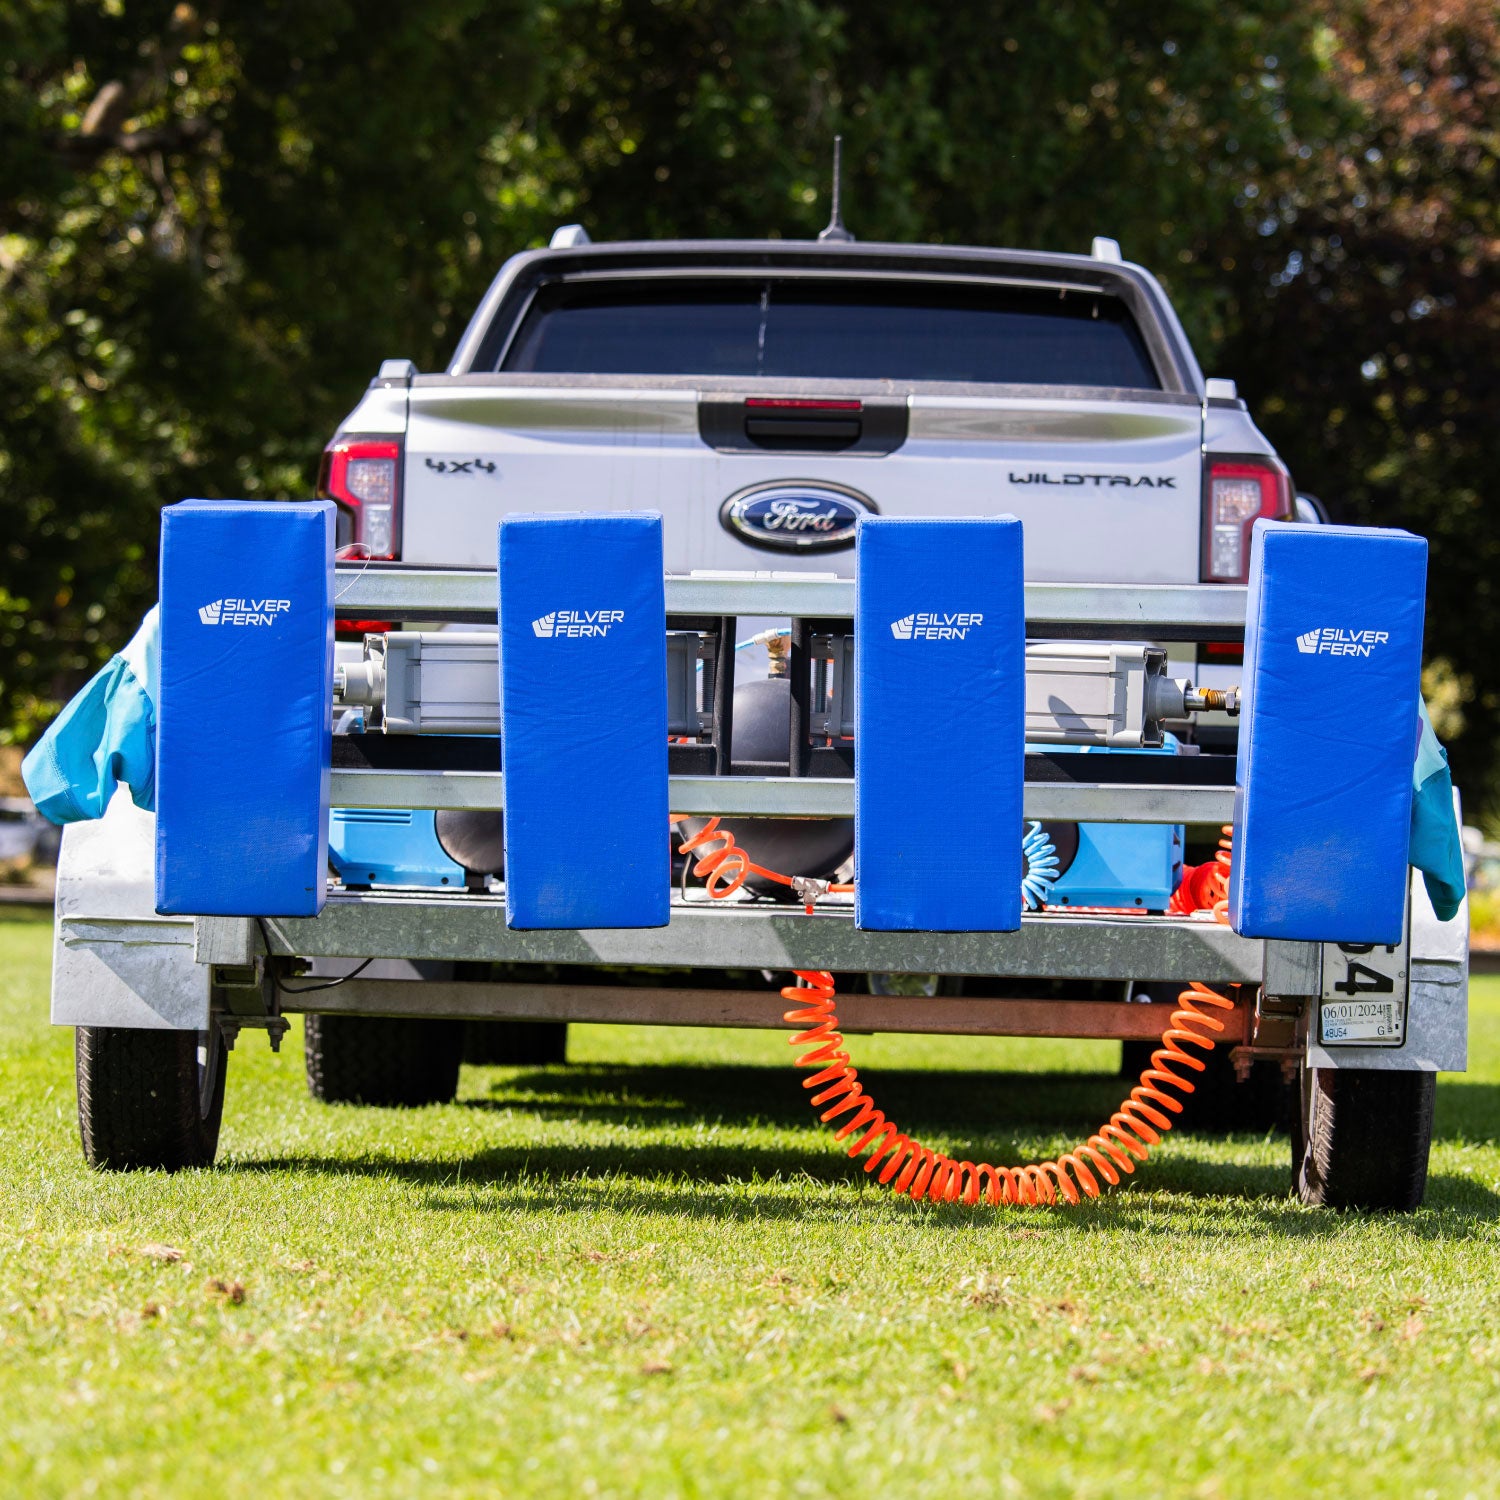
top-left (1229, 519), bottom-right (1427, 943)
top-left (156, 500), bottom-right (334, 916)
top-left (855, 516), bottom-right (1026, 931)
top-left (499, 513), bottom-right (669, 928)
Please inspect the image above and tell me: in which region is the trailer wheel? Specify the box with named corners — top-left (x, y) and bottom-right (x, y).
top-left (76, 1025), bottom-right (227, 1171)
top-left (1294, 1065), bottom-right (1435, 1211)
top-left (303, 1015), bottom-right (463, 1107)
top-left (463, 1020), bottom-right (568, 1066)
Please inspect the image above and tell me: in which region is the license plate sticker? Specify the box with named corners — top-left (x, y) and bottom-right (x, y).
top-left (1319, 935), bottom-right (1409, 1046)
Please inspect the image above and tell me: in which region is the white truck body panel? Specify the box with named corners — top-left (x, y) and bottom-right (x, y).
top-left (51, 793), bottom-right (208, 1032)
top-left (399, 385), bottom-right (1207, 580)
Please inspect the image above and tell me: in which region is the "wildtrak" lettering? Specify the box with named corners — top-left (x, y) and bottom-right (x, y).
top-left (1009, 473), bottom-right (1176, 488)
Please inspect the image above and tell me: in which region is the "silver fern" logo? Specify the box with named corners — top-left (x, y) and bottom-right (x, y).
top-left (198, 597), bottom-right (290, 627)
top-left (889, 612), bottom-right (983, 641)
top-left (531, 609), bottom-right (624, 639)
top-left (1295, 627), bottom-right (1390, 658)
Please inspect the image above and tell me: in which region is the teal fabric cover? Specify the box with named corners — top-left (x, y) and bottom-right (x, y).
top-left (1410, 697), bottom-right (1465, 922)
top-left (21, 606), bottom-right (159, 823)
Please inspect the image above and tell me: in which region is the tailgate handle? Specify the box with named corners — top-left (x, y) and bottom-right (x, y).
top-left (744, 414), bottom-right (862, 445)
top-left (699, 396), bottom-right (908, 456)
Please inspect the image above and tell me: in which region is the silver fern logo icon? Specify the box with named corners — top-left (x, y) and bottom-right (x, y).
top-left (1296, 629), bottom-right (1319, 654)
top-left (890, 615), bottom-right (914, 640)
top-left (198, 599), bottom-right (223, 625)
top-left (532, 613), bottom-right (556, 638)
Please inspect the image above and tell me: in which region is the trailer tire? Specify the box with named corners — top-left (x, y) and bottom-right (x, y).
top-left (303, 1015), bottom-right (463, 1107)
top-left (76, 1025), bottom-right (227, 1171)
top-left (463, 1020), bottom-right (568, 1066)
top-left (1294, 1065), bottom-right (1435, 1211)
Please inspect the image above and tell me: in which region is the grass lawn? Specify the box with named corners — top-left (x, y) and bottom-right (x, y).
top-left (3, 905), bottom-right (1500, 1498)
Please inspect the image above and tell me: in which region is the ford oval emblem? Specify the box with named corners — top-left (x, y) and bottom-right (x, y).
top-left (719, 481), bottom-right (876, 553)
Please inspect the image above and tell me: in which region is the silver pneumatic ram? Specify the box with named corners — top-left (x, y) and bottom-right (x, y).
top-left (335, 632), bottom-right (1234, 748)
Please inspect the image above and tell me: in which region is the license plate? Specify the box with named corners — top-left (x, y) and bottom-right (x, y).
top-left (1319, 923), bottom-right (1409, 1046)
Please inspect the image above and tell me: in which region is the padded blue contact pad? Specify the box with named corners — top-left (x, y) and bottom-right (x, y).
top-left (855, 516), bottom-right (1026, 931)
top-left (156, 500), bottom-right (334, 916)
top-left (1229, 519), bottom-right (1427, 943)
top-left (499, 513), bottom-right (669, 928)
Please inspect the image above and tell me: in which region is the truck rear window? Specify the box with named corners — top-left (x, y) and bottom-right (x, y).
top-left (500, 278), bottom-right (1160, 388)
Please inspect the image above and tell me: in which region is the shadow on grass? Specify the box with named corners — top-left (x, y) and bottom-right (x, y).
top-left (227, 1060), bottom-right (1500, 1233)
top-left (478, 1060), bottom-right (1500, 1146)
top-left (464, 1062), bottom-right (1133, 1135)
top-left (230, 1139), bottom-right (1500, 1234)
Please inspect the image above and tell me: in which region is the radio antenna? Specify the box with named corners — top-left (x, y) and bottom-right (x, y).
top-left (818, 134), bottom-right (854, 243)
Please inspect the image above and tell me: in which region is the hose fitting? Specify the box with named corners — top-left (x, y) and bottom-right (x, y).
top-left (1183, 685), bottom-right (1240, 715)
top-left (790, 875), bottom-right (832, 913)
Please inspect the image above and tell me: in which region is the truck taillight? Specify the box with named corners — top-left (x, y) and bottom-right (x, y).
top-left (1202, 456), bottom-right (1292, 583)
top-left (318, 437), bottom-right (402, 560)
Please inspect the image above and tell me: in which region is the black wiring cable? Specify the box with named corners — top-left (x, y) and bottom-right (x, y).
top-left (254, 917), bottom-right (375, 993)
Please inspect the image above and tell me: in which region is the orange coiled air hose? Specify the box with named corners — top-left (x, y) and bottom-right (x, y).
top-left (782, 971), bottom-right (1237, 1205)
top-left (1169, 824), bottom-right (1234, 917)
top-left (778, 825), bottom-right (1241, 1206)
top-left (673, 815), bottom-right (791, 898)
top-left (671, 809), bottom-right (1242, 1205)
top-left (672, 815), bottom-right (855, 903)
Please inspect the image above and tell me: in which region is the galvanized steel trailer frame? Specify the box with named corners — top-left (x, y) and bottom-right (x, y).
top-left (51, 566), bottom-right (1468, 1071)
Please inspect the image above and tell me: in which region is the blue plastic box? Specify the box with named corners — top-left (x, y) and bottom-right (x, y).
top-left (329, 808), bottom-right (465, 889)
top-left (1037, 743), bottom-right (1183, 911)
top-left (1048, 824), bottom-right (1184, 911)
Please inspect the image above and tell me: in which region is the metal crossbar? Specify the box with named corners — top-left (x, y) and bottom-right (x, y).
top-left (327, 767), bottom-right (1234, 824)
top-left (334, 565), bottom-right (1247, 640)
top-left (256, 892), bottom-right (1264, 983)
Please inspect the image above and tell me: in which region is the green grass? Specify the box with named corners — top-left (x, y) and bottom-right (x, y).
top-left (4, 907), bottom-right (1500, 1498)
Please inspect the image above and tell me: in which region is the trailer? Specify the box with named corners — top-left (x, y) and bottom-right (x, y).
top-left (50, 518), bottom-right (1466, 1211)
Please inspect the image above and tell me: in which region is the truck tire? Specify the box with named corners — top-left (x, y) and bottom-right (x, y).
top-left (463, 1020), bottom-right (569, 1066)
top-left (76, 1025), bottom-right (227, 1171)
top-left (304, 1015), bottom-right (463, 1107)
top-left (1294, 1065), bottom-right (1435, 1211)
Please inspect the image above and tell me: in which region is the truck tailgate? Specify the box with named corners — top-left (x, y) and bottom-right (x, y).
top-left (402, 382), bottom-right (1204, 583)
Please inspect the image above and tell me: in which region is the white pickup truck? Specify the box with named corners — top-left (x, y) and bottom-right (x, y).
top-left (324, 231), bottom-right (1288, 580)
top-left (53, 228), bottom-right (1464, 1211)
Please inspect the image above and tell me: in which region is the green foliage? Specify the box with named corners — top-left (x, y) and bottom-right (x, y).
top-left (0, 0), bottom-right (545, 737)
top-left (1, 0), bottom-right (1494, 798)
top-left (1219, 1), bottom-right (1500, 792)
top-left (527, 0), bottom-right (1338, 337)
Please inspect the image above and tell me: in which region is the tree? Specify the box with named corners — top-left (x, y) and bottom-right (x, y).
top-left (0, 0), bottom-right (1375, 763)
top-left (525, 0), bottom-right (1337, 340)
top-left (0, 0), bottom-right (541, 737)
top-left (1218, 0), bottom-right (1499, 794)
